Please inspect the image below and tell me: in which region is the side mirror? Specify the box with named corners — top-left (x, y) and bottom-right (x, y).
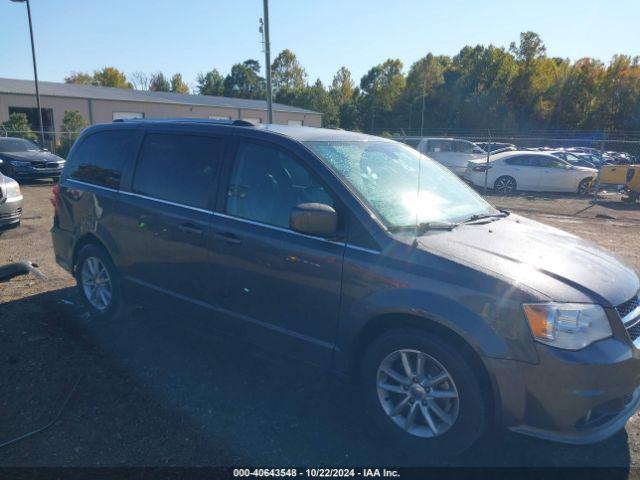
top-left (290, 203), bottom-right (337, 237)
top-left (472, 148), bottom-right (484, 154)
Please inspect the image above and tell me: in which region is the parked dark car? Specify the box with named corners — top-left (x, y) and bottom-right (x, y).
top-left (0, 172), bottom-right (23, 229)
top-left (51, 119), bottom-right (640, 454)
top-left (0, 137), bottom-right (65, 181)
top-left (550, 150), bottom-right (597, 169)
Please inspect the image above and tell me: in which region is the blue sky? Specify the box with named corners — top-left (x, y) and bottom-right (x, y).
top-left (1, 0), bottom-right (638, 90)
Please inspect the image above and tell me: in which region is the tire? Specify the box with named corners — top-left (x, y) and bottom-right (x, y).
top-left (360, 328), bottom-right (488, 457)
top-left (578, 178), bottom-right (592, 196)
top-left (75, 243), bottom-right (126, 321)
top-left (493, 176), bottom-right (517, 194)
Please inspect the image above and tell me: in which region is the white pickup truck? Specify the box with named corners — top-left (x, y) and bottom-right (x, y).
top-left (401, 137), bottom-right (486, 176)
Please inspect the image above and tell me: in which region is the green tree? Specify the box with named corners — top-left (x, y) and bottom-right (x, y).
top-left (292, 79), bottom-right (339, 127)
top-left (271, 49), bottom-right (307, 98)
top-left (397, 54), bottom-right (450, 131)
top-left (170, 73), bottom-right (190, 94)
top-left (330, 67), bottom-right (358, 129)
top-left (510, 31), bottom-right (547, 64)
top-left (57, 110), bottom-right (88, 158)
top-left (92, 67), bottom-right (133, 88)
top-left (223, 60), bottom-right (265, 99)
top-left (508, 33), bottom-right (559, 128)
top-left (597, 55), bottom-right (640, 131)
top-left (197, 69), bottom-right (225, 96)
top-left (1, 113), bottom-right (37, 142)
top-left (359, 59), bottom-right (405, 131)
top-left (64, 71), bottom-right (94, 85)
top-left (446, 45), bottom-right (518, 129)
top-left (149, 72), bottom-right (171, 92)
top-left (553, 58), bottom-right (603, 129)
top-left (330, 67), bottom-right (354, 105)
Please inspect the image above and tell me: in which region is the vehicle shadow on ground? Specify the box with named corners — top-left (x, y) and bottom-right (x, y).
top-left (0, 287), bottom-right (633, 468)
top-left (592, 200), bottom-right (640, 212)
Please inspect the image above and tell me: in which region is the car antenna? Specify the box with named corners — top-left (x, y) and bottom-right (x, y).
top-left (412, 143), bottom-right (423, 248)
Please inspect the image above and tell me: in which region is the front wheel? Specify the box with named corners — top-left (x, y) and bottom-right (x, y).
top-left (75, 244), bottom-right (126, 320)
top-left (578, 178), bottom-right (592, 196)
top-left (360, 329), bottom-right (488, 456)
top-left (494, 176), bottom-right (517, 194)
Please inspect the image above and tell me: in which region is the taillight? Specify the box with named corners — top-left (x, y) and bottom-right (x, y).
top-left (51, 184), bottom-right (60, 215)
top-left (472, 165), bottom-right (492, 172)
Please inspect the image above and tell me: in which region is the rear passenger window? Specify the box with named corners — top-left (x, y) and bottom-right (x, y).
top-left (453, 140), bottom-right (475, 153)
top-left (506, 156), bottom-right (534, 166)
top-left (68, 130), bottom-right (137, 189)
top-left (132, 134), bottom-right (222, 209)
top-left (426, 140), bottom-right (453, 153)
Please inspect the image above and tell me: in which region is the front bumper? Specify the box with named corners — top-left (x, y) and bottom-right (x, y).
top-left (487, 323), bottom-right (640, 445)
top-left (10, 164), bottom-right (63, 179)
top-left (0, 195), bottom-right (23, 227)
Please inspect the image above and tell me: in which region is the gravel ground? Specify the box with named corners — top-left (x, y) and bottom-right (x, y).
top-left (1, 182), bottom-right (640, 468)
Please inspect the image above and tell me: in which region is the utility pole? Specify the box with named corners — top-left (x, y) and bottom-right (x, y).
top-left (262, 0), bottom-right (273, 124)
top-left (420, 74), bottom-right (426, 137)
top-left (483, 129), bottom-right (492, 195)
top-left (11, 0), bottom-right (45, 147)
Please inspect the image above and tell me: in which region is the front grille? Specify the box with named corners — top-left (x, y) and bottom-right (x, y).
top-left (619, 294), bottom-right (640, 341)
top-left (0, 207), bottom-right (21, 220)
top-left (618, 295), bottom-right (640, 320)
top-left (46, 162), bottom-right (59, 169)
top-left (626, 321), bottom-right (640, 341)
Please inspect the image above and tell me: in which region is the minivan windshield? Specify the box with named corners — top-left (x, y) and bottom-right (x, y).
top-left (305, 141), bottom-right (497, 229)
top-left (0, 138), bottom-right (40, 153)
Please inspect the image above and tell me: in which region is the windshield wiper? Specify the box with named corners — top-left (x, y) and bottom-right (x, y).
top-left (461, 210), bottom-right (509, 224)
top-left (389, 221), bottom-right (458, 235)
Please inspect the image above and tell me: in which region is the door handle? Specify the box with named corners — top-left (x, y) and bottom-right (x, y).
top-left (178, 223), bottom-right (203, 235)
top-left (212, 231), bottom-right (242, 244)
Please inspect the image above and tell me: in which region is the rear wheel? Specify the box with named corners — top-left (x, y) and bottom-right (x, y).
top-left (360, 328), bottom-right (488, 456)
top-left (494, 176), bottom-right (516, 194)
top-left (75, 244), bottom-right (126, 320)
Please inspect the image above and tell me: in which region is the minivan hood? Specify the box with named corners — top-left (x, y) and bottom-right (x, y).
top-left (0, 150), bottom-right (64, 163)
top-left (417, 214), bottom-right (639, 307)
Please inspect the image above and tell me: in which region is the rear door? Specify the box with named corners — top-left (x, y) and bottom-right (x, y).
top-left (115, 130), bottom-right (225, 302)
top-left (424, 140), bottom-right (454, 169)
top-left (207, 137), bottom-right (346, 366)
top-left (503, 155), bottom-right (541, 190)
top-left (450, 140), bottom-right (485, 175)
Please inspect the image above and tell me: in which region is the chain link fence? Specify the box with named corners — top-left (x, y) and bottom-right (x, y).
top-left (384, 129), bottom-right (640, 200)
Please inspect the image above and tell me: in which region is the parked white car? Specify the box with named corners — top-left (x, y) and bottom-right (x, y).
top-left (411, 138), bottom-right (486, 176)
top-left (463, 151), bottom-right (598, 194)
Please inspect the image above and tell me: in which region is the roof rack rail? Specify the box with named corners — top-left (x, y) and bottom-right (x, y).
top-left (112, 118), bottom-right (258, 127)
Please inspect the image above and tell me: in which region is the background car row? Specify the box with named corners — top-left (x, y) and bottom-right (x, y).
top-left (399, 136), bottom-right (637, 194)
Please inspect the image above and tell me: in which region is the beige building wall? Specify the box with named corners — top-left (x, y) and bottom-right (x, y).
top-left (0, 93), bottom-right (322, 142)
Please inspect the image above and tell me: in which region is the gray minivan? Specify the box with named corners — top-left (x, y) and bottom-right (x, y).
top-left (51, 119), bottom-right (640, 454)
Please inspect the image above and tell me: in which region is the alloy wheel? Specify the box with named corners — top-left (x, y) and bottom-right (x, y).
top-left (81, 256), bottom-right (112, 311)
top-left (376, 349), bottom-right (459, 438)
top-left (495, 177), bottom-right (515, 194)
top-left (578, 180), bottom-right (591, 195)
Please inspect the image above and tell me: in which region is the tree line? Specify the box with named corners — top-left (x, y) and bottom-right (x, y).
top-left (62, 31), bottom-right (640, 134)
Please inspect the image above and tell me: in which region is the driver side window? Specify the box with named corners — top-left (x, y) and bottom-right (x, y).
top-left (226, 141), bottom-right (335, 229)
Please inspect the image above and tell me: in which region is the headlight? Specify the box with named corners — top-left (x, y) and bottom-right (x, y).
top-left (9, 160), bottom-right (30, 167)
top-left (523, 303), bottom-right (612, 350)
top-left (5, 181), bottom-right (21, 198)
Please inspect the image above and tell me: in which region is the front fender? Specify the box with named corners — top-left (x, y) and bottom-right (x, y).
top-left (333, 284), bottom-right (540, 375)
